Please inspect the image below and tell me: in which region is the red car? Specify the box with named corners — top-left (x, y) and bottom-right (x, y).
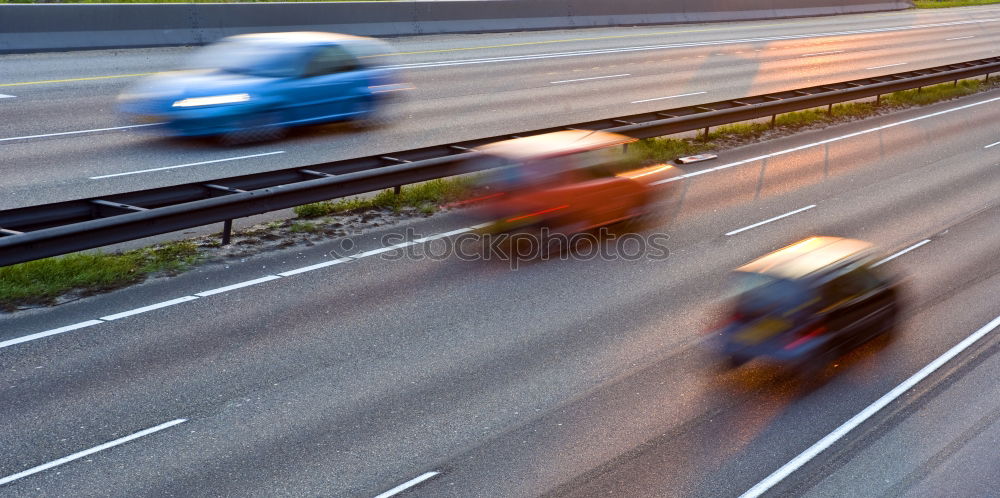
top-left (469, 130), bottom-right (680, 235)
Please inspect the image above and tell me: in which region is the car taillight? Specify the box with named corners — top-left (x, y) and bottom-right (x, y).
top-left (783, 325), bottom-right (827, 350)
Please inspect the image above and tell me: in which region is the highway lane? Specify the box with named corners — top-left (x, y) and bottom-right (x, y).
top-left (799, 327), bottom-right (1000, 498)
top-left (3, 5), bottom-right (1000, 209)
top-left (1, 88), bottom-right (1000, 496)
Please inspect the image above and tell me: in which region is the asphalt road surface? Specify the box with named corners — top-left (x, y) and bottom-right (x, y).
top-left (3, 5), bottom-right (1000, 209)
top-left (1, 81), bottom-right (999, 496)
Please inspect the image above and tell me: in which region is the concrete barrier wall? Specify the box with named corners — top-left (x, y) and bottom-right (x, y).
top-left (0, 0), bottom-right (914, 54)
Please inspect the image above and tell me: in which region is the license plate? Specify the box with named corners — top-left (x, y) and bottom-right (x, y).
top-left (735, 318), bottom-right (789, 344)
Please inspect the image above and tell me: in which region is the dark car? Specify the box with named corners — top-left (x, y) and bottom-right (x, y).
top-left (710, 236), bottom-right (901, 374)
top-left (118, 32), bottom-right (405, 140)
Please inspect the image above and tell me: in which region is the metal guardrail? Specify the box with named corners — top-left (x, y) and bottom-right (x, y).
top-left (1, 56), bottom-right (998, 266)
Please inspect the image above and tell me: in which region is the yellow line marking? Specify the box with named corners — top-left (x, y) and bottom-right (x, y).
top-left (0, 8), bottom-right (924, 86)
top-left (0, 72), bottom-right (155, 87)
top-left (373, 20), bottom-right (823, 57)
top-left (372, 7), bottom-right (926, 58)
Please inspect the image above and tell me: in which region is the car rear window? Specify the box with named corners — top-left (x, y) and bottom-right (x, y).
top-left (728, 272), bottom-right (813, 316)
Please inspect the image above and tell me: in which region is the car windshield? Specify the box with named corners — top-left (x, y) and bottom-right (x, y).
top-left (186, 39), bottom-right (305, 78)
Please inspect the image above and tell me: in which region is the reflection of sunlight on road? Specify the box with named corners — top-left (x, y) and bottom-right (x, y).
top-left (692, 331), bottom-right (898, 484)
top-left (664, 112), bottom-right (931, 227)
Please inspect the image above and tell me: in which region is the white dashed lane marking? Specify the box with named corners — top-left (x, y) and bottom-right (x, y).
top-left (0, 419), bottom-right (188, 487)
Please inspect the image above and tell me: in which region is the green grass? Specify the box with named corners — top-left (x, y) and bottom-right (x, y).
top-left (915, 0), bottom-right (1000, 8)
top-left (623, 137), bottom-right (714, 166)
top-left (0, 241), bottom-right (199, 311)
top-left (294, 176), bottom-right (477, 218)
top-left (289, 221), bottom-right (318, 233)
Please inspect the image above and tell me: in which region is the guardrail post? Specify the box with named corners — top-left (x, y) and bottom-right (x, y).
top-left (702, 126), bottom-right (709, 140)
top-left (827, 103), bottom-right (833, 115)
top-left (876, 94), bottom-right (881, 106)
top-left (393, 185), bottom-right (402, 196)
top-left (222, 219), bottom-right (233, 245)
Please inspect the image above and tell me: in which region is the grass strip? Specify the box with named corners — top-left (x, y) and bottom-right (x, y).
top-left (914, 0), bottom-right (1000, 8)
top-left (0, 241), bottom-right (199, 311)
top-left (626, 78), bottom-right (994, 165)
top-left (294, 176), bottom-right (477, 218)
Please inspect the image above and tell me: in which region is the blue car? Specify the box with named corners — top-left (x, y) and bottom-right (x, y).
top-left (118, 32), bottom-right (405, 140)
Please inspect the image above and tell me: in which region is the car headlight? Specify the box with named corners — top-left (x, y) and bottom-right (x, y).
top-left (171, 93), bottom-right (251, 108)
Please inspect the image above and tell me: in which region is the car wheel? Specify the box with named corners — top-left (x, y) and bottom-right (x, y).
top-left (626, 207), bottom-right (660, 231)
top-left (622, 193), bottom-right (675, 231)
top-left (795, 358), bottom-right (830, 387)
top-left (879, 300), bottom-right (901, 337)
top-left (351, 97), bottom-right (393, 130)
top-left (725, 355), bottom-right (748, 368)
top-left (220, 111), bottom-right (286, 145)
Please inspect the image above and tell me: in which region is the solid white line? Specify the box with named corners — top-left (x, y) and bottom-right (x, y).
top-left (374, 471), bottom-right (441, 498)
top-left (277, 258), bottom-right (353, 277)
top-left (387, 18), bottom-right (1000, 70)
top-left (0, 320), bottom-right (104, 350)
top-left (0, 418), bottom-right (187, 487)
top-left (413, 227), bottom-right (475, 243)
top-left (984, 140), bottom-right (1000, 149)
top-left (631, 91), bottom-right (707, 104)
top-left (550, 73), bottom-right (630, 84)
top-left (89, 151), bottom-right (285, 179)
top-left (740, 313), bottom-right (1000, 498)
top-left (945, 35), bottom-right (975, 41)
top-left (0, 224), bottom-right (476, 351)
top-left (866, 62), bottom-right (907, 70)
top-left (353, 241), bottom-right (418, 259)
top-left (651, 96), bottom-right (1000, 186)
top-left (801, 50), bottom-right (845, 57)
top-left (0, 94), bottom-right (15, 99)
top-left (0, 123), bottom-right (158, 143)
top-left (724, 205), bottom-right (816, 236)
top-left (872, 239), bottom-right (931, 267)
top-left (99, 296), bottom-right (198, 321)
top-left (194, 275), bottom-right (282, 297)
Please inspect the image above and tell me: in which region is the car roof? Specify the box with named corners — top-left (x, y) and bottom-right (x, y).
top-left (475, 130), bottom-right (636, 160)
top-left (223, 32), bottom-right (395, 60)
top-left (736, 236), bottom-right (874, 280)
top-left (228, 32), bottom-right (369, 45)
